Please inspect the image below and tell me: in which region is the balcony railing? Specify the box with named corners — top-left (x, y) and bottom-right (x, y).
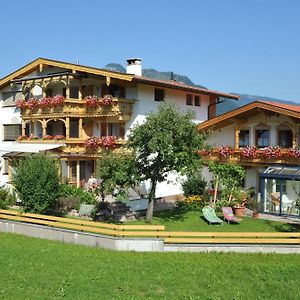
top-left (199, 146), bottom-right (300, 166)
top-left (17, 96), bottom-right (134, 119)
top-left (18, 135), bottom-right (126, 154)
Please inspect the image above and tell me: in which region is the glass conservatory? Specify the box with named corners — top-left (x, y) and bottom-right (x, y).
top-left (260, 167), bottom-right (300, 217)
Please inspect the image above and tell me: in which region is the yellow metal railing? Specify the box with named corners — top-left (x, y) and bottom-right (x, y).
top-left (1, 209), bottom-right (300, 244)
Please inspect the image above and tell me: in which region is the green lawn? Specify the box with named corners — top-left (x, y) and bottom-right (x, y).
top-left (125, 210), bottom-right (300, 232)
top-left (0, 233), bottom-right (299, 300)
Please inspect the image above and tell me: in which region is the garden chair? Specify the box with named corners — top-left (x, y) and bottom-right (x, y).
top-left (202, 207), bottom-right (223, 225)
top-left (222, 207), bottom-right (242, 223)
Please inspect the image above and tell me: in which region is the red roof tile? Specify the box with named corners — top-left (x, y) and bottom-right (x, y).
top-left (133, 75), bottom-right (239, 100)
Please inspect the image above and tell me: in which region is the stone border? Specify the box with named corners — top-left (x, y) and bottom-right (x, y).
top-left (1, 219), bottom-right (300, 254)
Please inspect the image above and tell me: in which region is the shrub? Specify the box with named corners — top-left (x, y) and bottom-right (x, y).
top-left (12, 155), bottom-right (61, 214)
top-left (60, 183), bottom-right (97, 206)
top-left (176, 193), bottom-right (209, 211)
top-left (182, 174), bottom-right (207, 197)
top-left (0, 186), bottom-right (16, 209)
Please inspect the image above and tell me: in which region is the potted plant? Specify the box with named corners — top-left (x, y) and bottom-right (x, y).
top-left (232, 189), bottom-right (247, 217)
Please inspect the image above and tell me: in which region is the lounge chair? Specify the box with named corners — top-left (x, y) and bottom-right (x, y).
top-left (202, 207), bottom-right (223, 225)
top-left (222, 207), bottom-right (242, 223)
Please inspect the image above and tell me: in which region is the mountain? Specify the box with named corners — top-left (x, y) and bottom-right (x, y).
top-left (104, 63), bottom-right (298, 115)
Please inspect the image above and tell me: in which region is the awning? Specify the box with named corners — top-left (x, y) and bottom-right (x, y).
top-left (0, 142), bottom-right (65, 157)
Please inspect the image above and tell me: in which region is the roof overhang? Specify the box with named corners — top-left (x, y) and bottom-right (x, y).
top-left (133, 76), bottom-right (239, 100)
top-left (197, 101), bottom-right (300, 132)
top-left (0, 58), bottom-right (134, 89)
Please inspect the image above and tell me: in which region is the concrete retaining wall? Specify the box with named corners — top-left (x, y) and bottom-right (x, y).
top-left (1, 219), bottom-right (300, 254)
top-left (0, 219), bottom-right (164, 252)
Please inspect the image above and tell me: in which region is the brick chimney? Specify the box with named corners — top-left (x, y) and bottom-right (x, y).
top-left (126, 58), bottom-right (142, 76)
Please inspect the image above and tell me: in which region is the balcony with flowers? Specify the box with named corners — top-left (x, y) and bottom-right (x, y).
top-left (198, 145), bottom-right (300, 166)
top-left (17, 94), bottom-right (134, 120)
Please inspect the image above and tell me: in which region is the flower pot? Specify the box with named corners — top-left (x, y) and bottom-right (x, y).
top-left (233, 206), bottom-right (245, 217)
top-left (252, 211), bottom-right (259, 218)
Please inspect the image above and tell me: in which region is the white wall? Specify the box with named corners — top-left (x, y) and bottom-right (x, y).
top-left (125, 84), bottom-right (210, 135)
top-left (207, 124), bottom-right (235, 147)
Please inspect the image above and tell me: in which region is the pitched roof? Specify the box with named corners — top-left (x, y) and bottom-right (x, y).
top-left (133, 76), bottom-right (239, 99)
top-left (0, 57), bottom-right (134, 89)
top-left (0, 58), bottom-right (238, 100)
top-left (197, 100), bottom-right (300, 131)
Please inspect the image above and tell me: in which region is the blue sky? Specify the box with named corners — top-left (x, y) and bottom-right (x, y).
top-left (1, 0), bottom-right (300, 101)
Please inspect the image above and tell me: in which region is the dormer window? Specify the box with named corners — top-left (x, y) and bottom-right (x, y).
top-left (154, 88), bottom-right (165, 102)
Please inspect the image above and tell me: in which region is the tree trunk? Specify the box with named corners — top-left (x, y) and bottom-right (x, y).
top-left (213, 175), bottom-right (219, 204)
top-left (146, 180), bottom-right (157, 221)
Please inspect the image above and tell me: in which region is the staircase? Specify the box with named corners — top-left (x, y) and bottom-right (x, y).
top-left (107, 201), bottom-right (135, 221)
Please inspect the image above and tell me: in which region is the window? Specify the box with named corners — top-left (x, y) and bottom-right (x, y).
top-left (154, 88), bottom-right (165, 101)
top-left (107, 84), bottom-right (126, 98)
top-left (3, 124), bottom-right (21, 141)
top-left (278, 130), bottom-right (292, 148)
top-left (70, 86), bottom-right (79, 99)
top-left (194, 96), bottom-right (201, 106)
top-left (107, 123), bottom-right (120, 137)
top-left (239, 130), bottom-right (250, 147)
top-left (70, 119), bottom-right (79, 138)
top-left (256, 129), bottom-right (269, 147)
top-left (100, 122), bottom-right (125, 138)
top-left (186, 94), bottom-right (193, 106)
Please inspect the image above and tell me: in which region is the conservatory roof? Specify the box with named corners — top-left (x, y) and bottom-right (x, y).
top-left (261, 166), bottom-right (300, 178)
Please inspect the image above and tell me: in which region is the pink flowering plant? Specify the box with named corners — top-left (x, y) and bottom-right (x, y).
top-left (101, 136), bottom-right (116, 148)
top-left (219, 145), bottom-right (234, 158)
top-left (42, 135), bottom-right (53, 140)
top-left (16, 99), bottom-right (26, 108)
top-left (85, 136), bottom-right (116, 149)
top-left (39, 96), bottom-right (52, 108)
top-left (287, 147), bottom-right (300, 158)
top-left (84, 95), bottom-right (99, 107)
top-left (18, 135), bottom-right (28, 141)
top-left (85, 137), bottom-right (100, 149)
top-left (84, 95), bottom-right (113, 107)
top-left (240, 146), bottom-right (257, 158)
top-left (53, 135), bottom-right (65, 140)
top-left (262, 146), bottom-right (282, 159)
top-left (51, 95), bottom-right (65, 107)
top-left (16, 95), bottom-right (65, 110)
top-left (28, 134), bottom-right (39, 140)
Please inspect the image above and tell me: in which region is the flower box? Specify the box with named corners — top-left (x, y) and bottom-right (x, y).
top-left (219, 145), bottom-right (234, 158)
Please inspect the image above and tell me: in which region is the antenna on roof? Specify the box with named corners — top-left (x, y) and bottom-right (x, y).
top-left (76, 58), bottom-right (80, 65)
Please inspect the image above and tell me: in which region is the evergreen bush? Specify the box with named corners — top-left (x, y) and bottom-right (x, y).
top-left (12, 155), bottom-right (61, 214)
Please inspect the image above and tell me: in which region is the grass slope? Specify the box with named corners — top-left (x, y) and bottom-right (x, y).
top-left (0, 233), bottom-right (299, 299)
top-left (125, 210), bottom-right (300, 232)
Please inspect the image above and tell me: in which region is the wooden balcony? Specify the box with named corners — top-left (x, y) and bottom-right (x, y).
top-left (18, 137), bottom-right (126, 155)
top-left (20, 97), bottom-right (134, 121)
top-left (200, 147), bottom-right (300, 166)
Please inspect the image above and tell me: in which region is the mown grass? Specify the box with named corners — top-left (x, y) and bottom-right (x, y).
top-left (125, 210), bottom-right (300, 232)
top-left (0, 232), bottom-right (299, 300)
